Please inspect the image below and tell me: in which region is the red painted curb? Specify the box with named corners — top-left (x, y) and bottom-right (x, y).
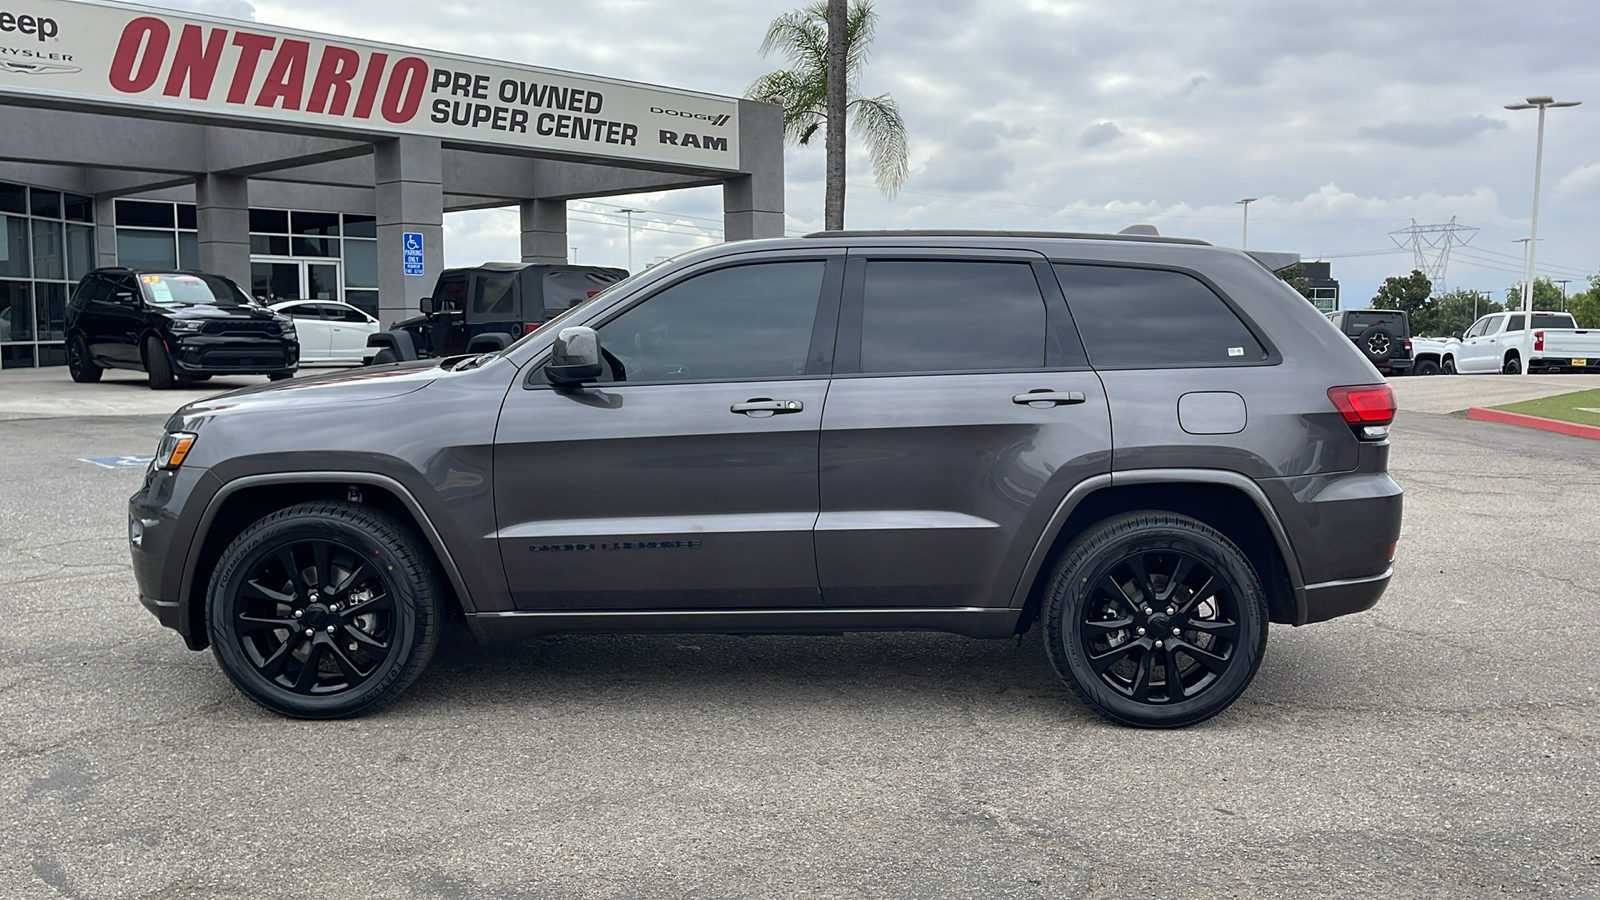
top-left (1466, 407), bottom-right (1600, 440)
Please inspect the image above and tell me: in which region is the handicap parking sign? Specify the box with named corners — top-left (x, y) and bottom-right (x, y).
top-left (403, 232), bottom-right (424, 276)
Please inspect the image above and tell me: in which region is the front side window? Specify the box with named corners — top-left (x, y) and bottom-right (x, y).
top-left (280, 303), bottom-right (321, 320)
top-left (858, 260), bottom-right (1047, 374)
top-left (1053, 264), bottom-right (1267, 368)
top-left (1479, 315), bottom-right (1505, 336)
top-left (596, 261), bottom-right (825, 383)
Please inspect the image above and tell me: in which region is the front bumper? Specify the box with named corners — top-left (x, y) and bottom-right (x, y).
top-left (130, 462), bottom-right (214, 649)
top-left (171, 334), bottom-right (298, 375)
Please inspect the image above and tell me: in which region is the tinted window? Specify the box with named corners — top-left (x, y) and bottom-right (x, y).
top-left (279, 303), bottom-right (322, 319)
top-left (330, 304), bottom-right (372, 323)
top-left (1507, 315), bottom-right (1524, 332)
top-left (1344, 311), bottom-right (1408, 337)
top-left (858, 261), bottom-right (1046, 373)
top-left (1053, 265), bottom-right (1266, 367)
top-left (597, 261), bottom-right (824, 383)
top-left (472, 272), bottom-right (518, 317)
top-left (114, 200), bottom-right (174, 228)
top-left (1534, 313), bottom-right (1575, 329)
top-left (433, 274), bottom-right (469, 311)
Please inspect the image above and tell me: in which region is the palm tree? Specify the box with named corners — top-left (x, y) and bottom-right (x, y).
top-left (747, 0), bottom-right (908, 230)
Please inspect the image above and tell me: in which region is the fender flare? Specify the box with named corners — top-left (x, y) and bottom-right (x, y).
top-left (176, 471), bottom-right (478, 646)
top-left (466, 332), bottom-right (512, 353)
top-left (366, 330), bottom-right (417, 360)
top-left (1007, 469), bottom-right (1308, 623)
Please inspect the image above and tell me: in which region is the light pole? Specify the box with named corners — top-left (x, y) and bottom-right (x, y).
top-left (1236, 198), bottom-right (1257, 248)
top-left (570, 246), bottom-right (578, 263)
top-left (1504, 95), bottom-right (1581, 376)
top-left (617, 208), bottom-right (641, 271)
top-left (1556, 278), bottom-right (1570, 312)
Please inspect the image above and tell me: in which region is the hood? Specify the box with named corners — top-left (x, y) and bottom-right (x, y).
top-left (166, 360), bottom-right (441, 430)
top-left (160, 303), bottom-right (281, 320)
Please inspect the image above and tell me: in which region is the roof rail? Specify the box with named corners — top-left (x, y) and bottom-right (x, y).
top-left (800, 229), bottom-right (1210, 245)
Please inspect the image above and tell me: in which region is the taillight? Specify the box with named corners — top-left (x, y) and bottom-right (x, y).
top-left (586, 291), bottom-right (601, 297)
top-left (1327, 384), bottom-right (1395, 440)
top-left (1534, 330), bottom-right (1544, 352)
top-left (523, 322), bottom-right (541, 335)
top-left (1403, 339), bottom-right (1412, 352)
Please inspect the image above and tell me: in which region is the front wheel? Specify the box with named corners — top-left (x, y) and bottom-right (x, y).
top-left (1043, 512), bottom-right (1268, 728)
top-left (1442, 356), bottom-right (1456, 375)
top-left (145, 336), bottom-right (175, 390)
top-left (371, 348), bottom-right (397, 365)
top-left (206, 502), bottom-right (443, 718)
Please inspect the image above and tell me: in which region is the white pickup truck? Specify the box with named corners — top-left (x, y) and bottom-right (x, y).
top-left (1419, 311), bottom-right (1600, 375)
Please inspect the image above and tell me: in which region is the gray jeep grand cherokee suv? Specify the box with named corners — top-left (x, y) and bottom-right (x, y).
top-left (130, 230), bottom-right (1402, 728)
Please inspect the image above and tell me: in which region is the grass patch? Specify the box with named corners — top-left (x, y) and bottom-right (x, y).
top-left (1493, 388), bottom-right (1600, 427)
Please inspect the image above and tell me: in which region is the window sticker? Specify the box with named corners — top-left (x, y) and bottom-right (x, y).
top-left (146, 280), bottom-right (174, 303)
top-left (1228, 347), bottom-right (1245, 357)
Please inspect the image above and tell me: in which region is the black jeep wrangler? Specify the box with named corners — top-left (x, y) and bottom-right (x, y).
top-left (1326, 309), bottom-right (1413, 376)
top-left (367, 263), bottom-right (626, 363)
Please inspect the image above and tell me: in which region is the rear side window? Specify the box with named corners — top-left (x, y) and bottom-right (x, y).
top-left (859, 260), bottom-right (1046, 373)
top-left (1344, 312), bottom-right (1408, 338)
top-left (471, 272), bottom-right (518, 317)
top-left (1053, 265), bottom-right (1267, 368)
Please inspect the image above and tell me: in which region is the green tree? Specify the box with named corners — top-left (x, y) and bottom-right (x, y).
top-left (1503, 276), bottom-right (1564, 312)
top-left (747, 0), bottom-right (908, 230)
top-left (1370, 269), bottom-right (1433, 315)
top-left (1275, 263), bottom-right (1316, 301)
top-left (1415, 288), bottom-right (1501, 337)
top-left (1566, 275), bottom-right (1600, 328)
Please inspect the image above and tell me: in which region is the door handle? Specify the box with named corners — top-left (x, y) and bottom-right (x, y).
top-left (731, 398), bottom-right (804, 417)
top-left (1013, 390), bottom-right (1086, 407)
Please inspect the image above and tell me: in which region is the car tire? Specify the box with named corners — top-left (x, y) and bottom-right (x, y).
top-left (145, 336), bottom-right (175, 390)
top-left (1042, 511), bottom-right (1268, 728)
top-left (206, 501), bottom-right (443, 719)
top-left (1502, 355), bottom-right (1521, 375)
top-left (371, 348), bottom-right (397, 365)
top-left (1356, 325), bottom-right (1395, 364)
top-left (1413, 359), bottom-right (1440, 377)
top-left (67, 334), bottom-right (101, 383)
top-left (1442, 357), bottom-right (1456, 375)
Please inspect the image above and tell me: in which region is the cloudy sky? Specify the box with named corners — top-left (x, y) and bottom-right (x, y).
top-left (155, 0), bottom-right (1597, 307)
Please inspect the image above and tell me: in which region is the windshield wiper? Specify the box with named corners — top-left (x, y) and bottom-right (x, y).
top-left (450, 352), bottom-right (497, 372)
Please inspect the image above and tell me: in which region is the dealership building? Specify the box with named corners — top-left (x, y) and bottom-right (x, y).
top-left (0, 0), bottom-right (783, 369)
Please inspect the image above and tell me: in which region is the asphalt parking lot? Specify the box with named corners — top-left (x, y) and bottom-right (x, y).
top-left (0, 371), bottom-right (1597, 898)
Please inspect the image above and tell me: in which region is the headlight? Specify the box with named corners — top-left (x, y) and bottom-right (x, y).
top-left (169, 319), bottom-right (203, 333)
top-left (154, 432), bottom-right (197, 469)
top-left (275, 315), bottom-right (296, 336)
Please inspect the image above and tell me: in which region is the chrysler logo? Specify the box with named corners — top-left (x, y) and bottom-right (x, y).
top-left (0, 60), bottom-right (79, 74)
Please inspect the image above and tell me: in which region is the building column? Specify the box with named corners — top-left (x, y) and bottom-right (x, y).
top-left (723, 99), bottom-right (785, 240)
top-left (374, 136), bottom-right (443, 327)
top-left (93, 195), bottom-right (117, 267)
top-left (194, 173), bottom-right (251, 288)
top-left (520, 199), bottom-right (568, 264)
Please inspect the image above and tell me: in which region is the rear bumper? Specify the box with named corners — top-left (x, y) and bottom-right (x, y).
top-left (1376, 358), bottom-right (1413, 373)
top-left (1301, 566), bottom-right (1392, 624)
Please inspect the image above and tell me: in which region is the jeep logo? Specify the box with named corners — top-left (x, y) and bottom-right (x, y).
top-left (0, 11), bottom-right (58, 41)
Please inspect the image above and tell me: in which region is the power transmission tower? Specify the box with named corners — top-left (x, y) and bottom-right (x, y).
top-left (1388, 217), bottom-right (1478, 291)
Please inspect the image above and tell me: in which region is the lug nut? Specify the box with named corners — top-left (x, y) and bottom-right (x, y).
top-left (1135, 627), bottom-right (1146, 636)
top-left (348, 643), bottom-right (358, 652)
top-left (303, 629), bottom-right (314, 637)
top-left (329, 603), bottom-right (340, 612)
top-left (309, 592), bottom-right (320, 603)
top-left (1155, 640), bottom-right (1164, 649)
top-left (1172, 627), bottom-right (1181, 636)
top-left (326, 625), bottom-right (336, 634)
top-left (293, 609), bottom-right (303, 618)
top-left (1143, 607), bottom-right (1153, 616)
top-left (1166, 606), bottom-right (1175, 615)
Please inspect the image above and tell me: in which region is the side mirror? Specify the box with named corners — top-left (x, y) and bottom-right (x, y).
top-left (114, 290), bottom-right (137, 304)
top-left (418, 296), bottom-right (434, 315)
top-left (1451, 331), bottom-right (1463, 341)
top-left (545, 326), bottom-right (603, 385)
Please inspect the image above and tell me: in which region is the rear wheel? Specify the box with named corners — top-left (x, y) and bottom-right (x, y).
top-left (371, 348), bottom-right (397, 365)
top-left (1413, 359), bottom-right (1439, 377)
top-left (67, 334), bottom-right (101, 383)
top-left (206, 502), bottom-right (443, 718)
top-left (1043, 512), bottom-right (1268, 728)
top-left (1502, 354), bottom-right (1521, 375)
top-left (145, 336), bottom-right (175, 390)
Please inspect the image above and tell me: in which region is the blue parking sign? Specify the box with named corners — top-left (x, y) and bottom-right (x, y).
top-left (403, 232), bottom-right (424, 276)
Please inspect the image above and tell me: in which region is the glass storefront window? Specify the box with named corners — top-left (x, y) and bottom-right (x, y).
top-left (250, 235), bottom-right (290, 256)
top-left (66, 224), bottom-right (95, 281)
top-left (2, 343), bottom-right (36, 368)
top-left (345, 289), bottom-right (379, 319)
top-left (343, 239), bottom-right (377, 288)
top-left (115, 200), bottom-right (175, 229)
top-left (292, 211), bottom-right (340, 236)
top-left (116, 229), bottom-right (178, 269)
top-left (35, 282), bottom-right (65, 341)
top-left (249, 209), bottom-right (289, 233)
top-left (0, 184), bottom-right (24, 215)
top-left (30, 189), bottom-right (62, 219)
top-left (0, 280), bottom-right (35, 342)
top-left (31, 219), bottom-right (64, 280)
top-left (63, 194), bottom-right (93, 223)
top-left (176, 204), bottom-right (197, 230)
top-left (179, 232), bottom-right (199, 270)
top-left (0, 215), bottom-right (30, 278)
top-left (342, 214), bottom-right (376, 238)
top-left (291, 237), bottom-right (338, 257)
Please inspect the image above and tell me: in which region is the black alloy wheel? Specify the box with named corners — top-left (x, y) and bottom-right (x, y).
top-left (145, 336), bottom-right (175, 390)
top-left (1044, 512), bottom-right (1267, 728)
top-left (1502, 355), bottom-right (1521, 375)
top-left (207, 502), bottom-right (442, 718)
top-left (67, 334), bottom-right (101, 383)
top-left (1413, 359), bottom-right (1439, 377)
top-left (1442, 356), bottom-right (1456, 375)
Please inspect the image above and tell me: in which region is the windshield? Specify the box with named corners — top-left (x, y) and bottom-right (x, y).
top-left (139, 273), bottom-right (254, 306)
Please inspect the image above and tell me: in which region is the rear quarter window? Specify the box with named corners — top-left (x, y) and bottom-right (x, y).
top-left (1051, 264), bottom-right (1267, 368)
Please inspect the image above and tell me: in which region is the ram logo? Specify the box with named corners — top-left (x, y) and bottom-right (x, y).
top-left (658, 130), bottom-right (729, 152)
